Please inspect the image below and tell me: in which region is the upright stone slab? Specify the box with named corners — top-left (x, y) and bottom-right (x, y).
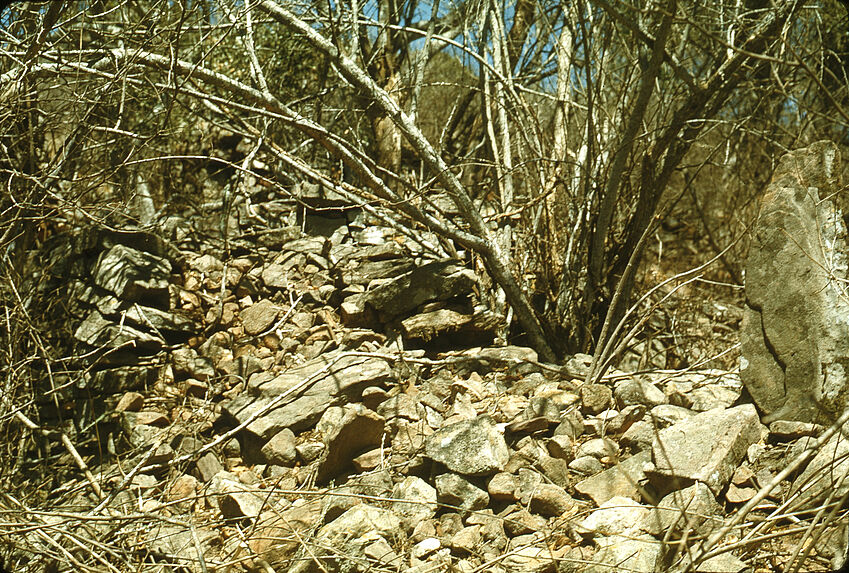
top-left (741, 141), bottom-right (849, 423)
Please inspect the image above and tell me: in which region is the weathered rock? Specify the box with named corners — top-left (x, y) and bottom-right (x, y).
top-left (93, 244), bottom-right (171, 307)
top-left (581, 384), bottom-right (613, 415)
top-left (425, 416), bottom-right (509, 475)
top-left (435, 473), bottom-right (489, 512)
top-left (195, 452), bottom-right (224, 482)
top-left (642, 482), bottom-right (723, 537)
top-left (220, 351), bottom-right (394, 440)
top-left (649, 404), bottom-right (761, 496)
top-left (741, 141), bottom-right (849, 423)
top-left (391, 476), bottom-right (438, 530)
top-left (261, 428), bottom-right (297, 466)
top-left (584, 534), bottom-right (662, 573)
top-left (614, 378), bottom-right (666, 408)
top-left (575, 450), bottom-right (651, 505)
top-left (315, 404), bottom-right (385, 482)
top-left (575, 496), bottom-right (650, 537)
top-left (75, 311), bottom-right (164, 351)
top-left (240, 299), bottom-right (280, 335)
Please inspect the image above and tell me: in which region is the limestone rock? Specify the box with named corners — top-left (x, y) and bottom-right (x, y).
top-left (642, 482), bottom-right (723, 537)
top-left (650, 404), bottom-right (761, 496)
top-left (220, 351), bottom-right (394, 440)
top-left (392, 476), bottom-right (438, 529)
top-left (741, 141), bottom-right (849, 423)
top-left (425, 416), bottom-right (509, 475)
top-left (575, 450), bottom-right (651, 505)
top-left (435, 473), bottom-right (489, 512)
top-left (315, 404), bottom-right (385, 482)
top-left (575, 496), bottom-right (650, 537)
top-left (93, 244), bottom-right (171, 307)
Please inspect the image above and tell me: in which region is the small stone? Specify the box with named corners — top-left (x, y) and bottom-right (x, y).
top-left (435, 473), bottom-right (489, 512)
top-left (451, 525), bottom-right (482, 554)
top-left (261, 428), bottom-right (297, 467)
top-left (576, 438), bottom-right (619, 460)
top-left (569, 455), bottom-right (604, 476)
top-left (581, 384), bottom-right (613, 415)
top-left (528, 483), bottom-right (574, 517)
top-left (115, 392), bottom-right (144, 412)
top-left (488, 472), bottom-right (519, 501)
top-left (425, 416), bottom-right (509, 476)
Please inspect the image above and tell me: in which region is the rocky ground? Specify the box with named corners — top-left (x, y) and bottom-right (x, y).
top-left (3, 181), bottom-right (848, 573)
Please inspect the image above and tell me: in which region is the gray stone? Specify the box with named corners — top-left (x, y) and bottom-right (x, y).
top-left (240, 299), bottom-right (280, 335)
top-left (392, 476), bottom-right (438, 530)
top-left (123, 305), bottom-right (195, 334)
top-left (575, 496), bottom-right (650, 537)
top-left (527, 483), bottom-right (574, 517)
top-left (94, 244), bottom-right (171, 307)
top-left (220, 351), bottom-right (394, 440)
top-left (642, 482), bottom-right (723, 537)
top-left (575, 450), bottom-right (652, 505)
top-left (569, 455), bottom-right (604, 476)
top-left (581, 384), bottom-right (613, 415)
top-left (435, 473), bottom-right (489, 512)
top-left (261, 428), bottom-right (297, 466)
top-left (315, 404), bottom-right (385, 482)
top-left (790, 430), bottom-right (849, 505)
top-left (741, 141), bottom-right (849, 423)
top-left (614, 378), bottom-right (666, 408)
top-left (584, 534), bottom-right (662, 573)
top-left (425, 416), bottom-right (509, 475)
top-left (75, 311), bottom-right (164, 351)
top-left (650, 404), bottom-right (761, 496)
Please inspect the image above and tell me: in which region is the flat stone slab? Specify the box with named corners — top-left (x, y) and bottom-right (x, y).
top-left (93, 243), bottom-right (171, 307)
top-left (649, 404), bottom-right (761, 495)
top-left (220, 352), bottom-right (395, 440)
top-left (425, 416), bottom-right (509, 476)
top-left (575, 450), bottom-right (651, 505)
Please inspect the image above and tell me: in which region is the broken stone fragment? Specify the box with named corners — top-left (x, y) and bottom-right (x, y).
top-left (93, 243), bottom-right (171, 307)
top-left (424, 416), bottom-right (509, 476)
top-left (649, 404), bottom-right (761, 496)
